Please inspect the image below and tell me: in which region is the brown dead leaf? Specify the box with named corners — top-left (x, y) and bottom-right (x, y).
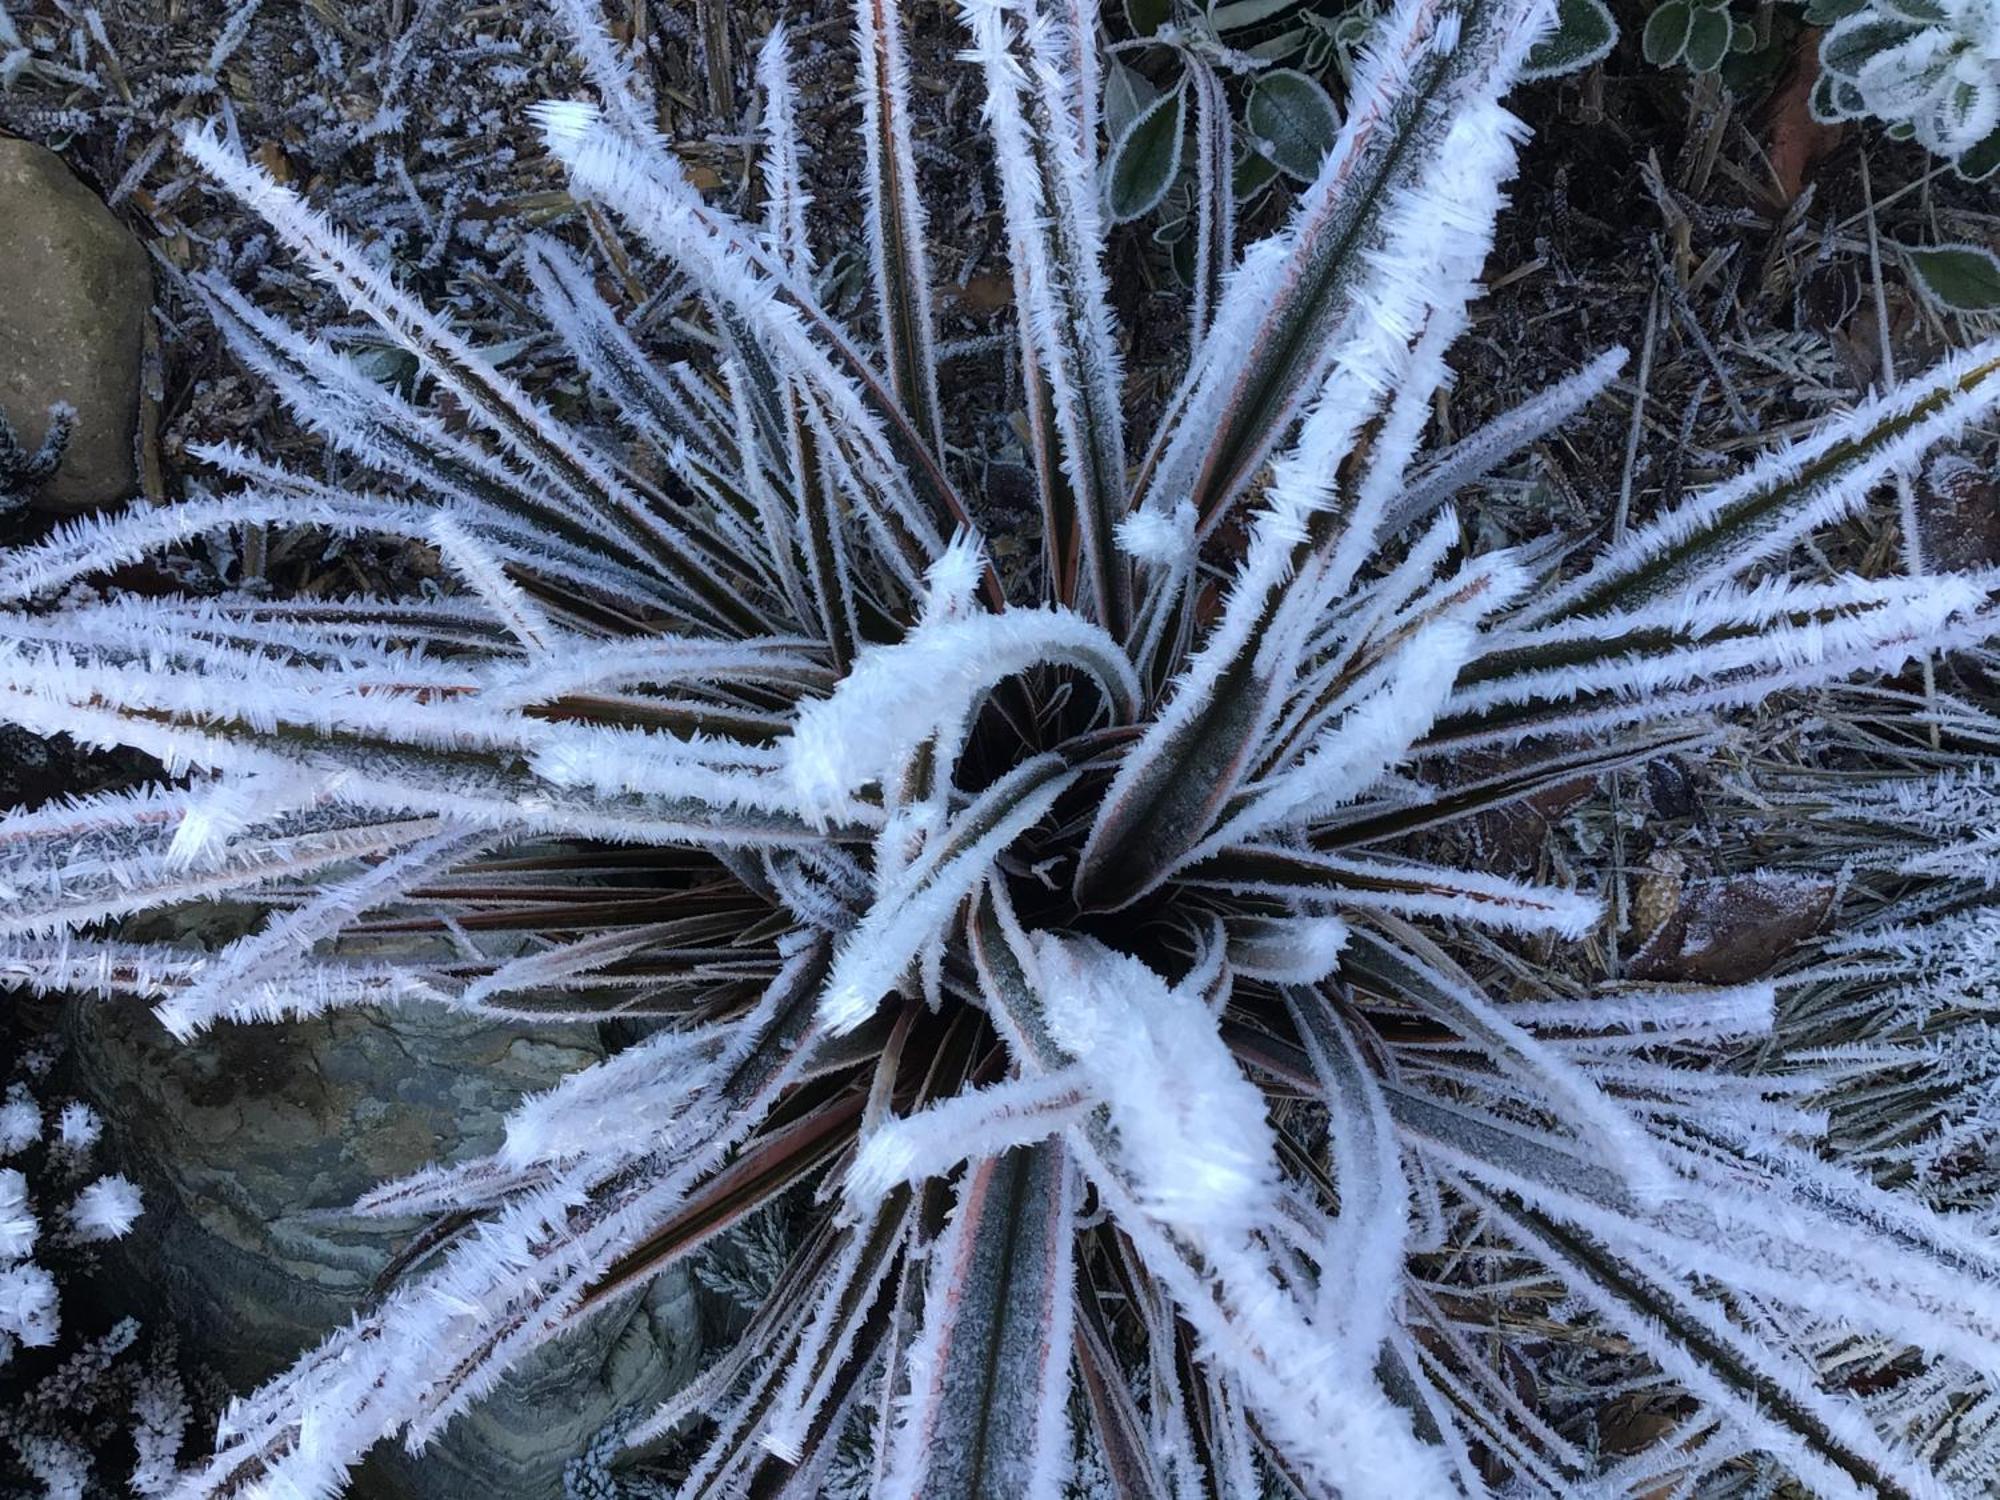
top-left (1629, 874), bottom-right (1834, 983)
top-left (1764, 29), bottom-right (1844, 206)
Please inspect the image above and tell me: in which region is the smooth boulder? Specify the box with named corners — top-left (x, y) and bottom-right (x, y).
top-left (67, 996), bottom-right (700, 1497)
top-left (0, 137), bottom-right (150, 511)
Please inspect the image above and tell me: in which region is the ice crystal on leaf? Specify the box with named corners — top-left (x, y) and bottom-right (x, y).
top-left (1, 0), bottom-right (2000, 1492)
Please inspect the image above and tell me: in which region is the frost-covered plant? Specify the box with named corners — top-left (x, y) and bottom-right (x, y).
top-left (1639, 0), bottom-right (1759, 76)
top-left (0, 402), bottom-right (73, 518)
top-left (4, 0), bottom-right (2000, 1492)
top-left (1811, 0), bottom-right (2000, 175)
top-left (0, 1043), bottom-right (184, 1498)
top-left (1615, 692), bottom-right (2000, 1494)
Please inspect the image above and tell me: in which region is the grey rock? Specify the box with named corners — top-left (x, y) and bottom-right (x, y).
top-left (67, 998), bottom-right (701, 1497)
top-left (0, 136), bottom-right (150, 511)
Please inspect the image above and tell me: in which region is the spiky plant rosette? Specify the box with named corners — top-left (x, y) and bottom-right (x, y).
top-left (4, 0), bottom-right (2000, 1492)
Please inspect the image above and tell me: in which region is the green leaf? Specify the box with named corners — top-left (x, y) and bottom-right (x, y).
top-left (1232, 144), bottom-right (1281, 201)
top-left (1957, 125), bottom-right (2000, 180)
top-left (1208, 0), bottom-right (1304, 31)
top-left (1906, 242), bottom-right (2000, 311)
top-left (1522, 0), bottom-right (1617, 79)
top-left (1641, 0), bottom-right (1693, 66)
top-left (1103, 57), bottom-right (1162, 141)
top-left (1246, 25), bottom-right (1311, 61)
top-left (1684, 5), bottom-right (1731, 71)
top-left (1924, 76), bottom-right (1995, 151)
top-left (1125, 0), bottom-right (1173, 35)
top-left (1802, 0), bottom-right (1867, 22)
top-left (1245, 68), bottom-right (1341, 182)
top-left (1820, 14), bottom-right (1919, 79)
top-left (1106, 81), bottom-right (1188, 223)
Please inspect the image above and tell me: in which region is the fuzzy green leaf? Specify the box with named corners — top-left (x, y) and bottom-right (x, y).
top-left (1522, 0), bottom-right (1617, 79)
top-left (1245, 68), bottom-right (1340, 182)
top-left (1820, 13), bottom-right (1919, 79)
top-left (1960, 125), bottom-right (2000, 179)
top-left (1641, 1), bottom-right (1693, 64)
top-left (1906, 243), bottom-right (2000, 311)
top-left (1683, 5), bottom-right (1731, 71)
top-left (1103, 57), bottom-right (1163, 141)
top-left (1107, 82), bottom-right (1188, 223)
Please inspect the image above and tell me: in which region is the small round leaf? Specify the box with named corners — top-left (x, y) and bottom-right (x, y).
top-left (1245, 68), bottom-right (1340, 183)
top-left (1106, 82), bottom-right (1187, 224)
top-left (1684, 6), bottom-right (1731, 71)
top-left (1905, 242), bottom-right (2000, 311)
top-left (1641, 1), bottom-right (1694, 66)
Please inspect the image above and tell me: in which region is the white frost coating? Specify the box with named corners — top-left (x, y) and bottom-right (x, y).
top-left (1114, 499), bottom-right (1196, 566)
top-left (1138, 0), bottom-right (1537, 537)
top-left (0, 0), bottom-right (1988, 1487)
top-left (69, 1176), bottom-right (142, 1242)
top-left (1288, 992), bottom-right (1410, 1364)
top-left (919, 530), bottom-right (987, 624)
top-left (0, 1167), bottom-right (35, 1259)
top-left (164, 769), bottom-right (324, 871)
top-left (0, 492), bottom-right (444, 607)
top-left (54, 1102), bottom-right (100, 1157)
top-left (1460, 574), bottom-right (1990, 719)
top-left (818, 756), bottom-right (1076, 1034)
top-left (426, 514), bottom-right (557, 657)
top-left (152, 824), bottom-right (489, 1041)
top-left (0, 1261), bottom-right (57, 1347)
top-left (1381, 347), bottom-right (1627, 539)
top-left (1225, 914), bottom-right (1350, 984)
top-left (1089, 239), bottom-right (1512, 903)
top-left (854, 0), bottom-right (946, 449)
top-left (496, 1022), bottom-right (723, 1171)
top-left (1192, 849), bottom-right (1603, 939)
top-left (530, 97), bottom-right (952, 568)
top-left (0, 1095), bottom-right (41, 1156)
top-left (963, 0), bottom-right (1130, 629)
top-left (1067, 1124), bottom-right (1453, 1496)
top-left (783, 604), bottom-right (1134, 826)
top-left (1032, 934), bottom-right (1278, 1245)
top-left (1210, 617), bottom-right (1485, 852)
top-left (844, 1070), bottom-right (1089, 1209)
top-left (1524, 337), bottom-right (2000, 620)
top-left (182, 127), bottom-right (710, 577)
top-left (756, 24), bottom-right (813, 271)
top-left (1507, 982), bottom-right (1778, 1040)
top-left (759, 1192), bottom-right (914, 1466)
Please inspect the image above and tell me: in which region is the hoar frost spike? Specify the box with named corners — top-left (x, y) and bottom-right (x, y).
top-left (0, 0), bottom-right (1998, 1494)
